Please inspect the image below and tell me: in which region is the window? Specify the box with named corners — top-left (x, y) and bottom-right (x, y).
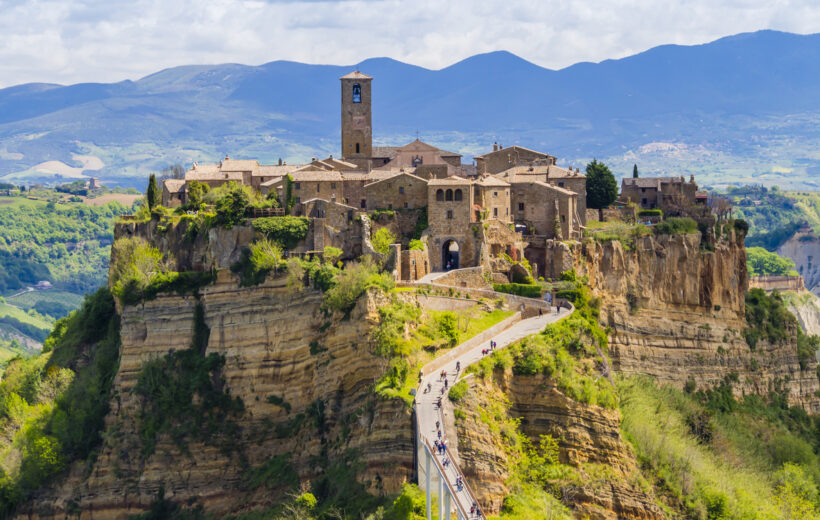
top-left (641, 187), bottom-right (646, 193)
top-left (493, 191), bottom-right (498, 197)
top-left (388, 203), bottom-right (393, 209)
top-left (295, 182), bottom-right (301, 190)
top-left (399, 186), bottom-right (404, 194)
top-left (558, 181), bottom-right (565, 188)
top-left (436, 189), bottom-right (444, 201)
top-left (361, 199), bottom-right (367, 209)
top-left (316, 185), bottom-right (320, 192)
top-left (446, 189), bottom-right (453, 201)
top-left (518, 202), bottom-right (524, 211)
top-left (330, 182), bottom-right (336, 189)
top-left (404, 202), bottom-right (408, 208)
top-left (446, 210), bottom-right (453, 219)
top-left (641, 198), bottom-right (648, 206)
top-left (493, 207), bottom-right (498, 217)
top-left (355, 143), bottom-right (360, 154)
top-left (561, 215), bottom-right (566, 223)
top-left (454, 189), bottom-right (462, 201)
top-left (352, 83), bottom-right (361, 103)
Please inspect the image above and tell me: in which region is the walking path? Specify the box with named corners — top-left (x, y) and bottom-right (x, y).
top-left (415, 302), bottom-right (572, 518)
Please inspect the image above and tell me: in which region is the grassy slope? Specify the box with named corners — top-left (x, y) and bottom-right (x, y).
top-left (0, 302), bottom-right (53, 330)
top-left (621, 377), bottom-right (820, 519)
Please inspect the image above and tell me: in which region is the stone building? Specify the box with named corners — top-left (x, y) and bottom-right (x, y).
top-left (427, 176), bottom-right (475, 271)
top-left (474, 175), bottom-right (511, 223)
top-left (364, 171), bottom-right (428, 210)
top-left (494, 164), bottom-right (587, 221)
top-left (510, 180), bottom-right (579, 239)
top-left (371, 139), bottom-right (462, 176)
top-left (475, 144), bottom-right (557, 175)
top-left (620, 175), bottom-right (699, 212)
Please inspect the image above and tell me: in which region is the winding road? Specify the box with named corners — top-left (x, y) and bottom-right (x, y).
top-left (414, 298), bottom-right (572, 519)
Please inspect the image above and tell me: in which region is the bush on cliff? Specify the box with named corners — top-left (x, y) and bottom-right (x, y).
top-left (744, 289), bottom-right (796, 349)
top-left (654, 216), bottom-right (698, 235)
top-left (133, 302), bottom-right (245, 456)
top-left (322, 256), bottom-right (393, 315)
top-left (477, 278), bottom-right (616, 409)
top-left (252, 216), bottom-right (310, 249)
top-left (0, 288), bottom-right (121, 517)
top-left (110, 237), bottom-right (216, 305)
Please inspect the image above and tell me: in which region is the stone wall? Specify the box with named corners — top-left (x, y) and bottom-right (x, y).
top-left (401, 248), bottom-right (429, 281)
top-left (432, 267), bottom-right (492, 289)
top-left (749, 275), bottom-right (806, 292)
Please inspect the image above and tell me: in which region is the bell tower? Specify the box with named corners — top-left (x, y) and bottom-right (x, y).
top-left (340, 71), bottom-right (373, 161)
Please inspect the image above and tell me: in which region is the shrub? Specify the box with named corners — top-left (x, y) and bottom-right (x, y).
top-left (371, 227), bottom-right (397, 255)
top-left (408, 239), bottom-right (425, 251)
top-left (448, 380), bottom-right (468, 402)
top-left (654, 217), bottom-right (698, 235)
top-left (133, 303), bottom-right (244, 455)
top-left (493, 283), bottom-right (541, 298)
top-left (322, 246), bottom-right (343, 265)
top-left (322, 257), bottom-right (394, 315)
top-left (436, 312), bottom-right (460, 347)
top-left (555, 289), bottom-right (579, 303)
top-left (734, 218), bottom-right (749, 235)
top-left (251, 216), bottom-right (310, 249)
top-left (638, 208), bottom-right (663, 217)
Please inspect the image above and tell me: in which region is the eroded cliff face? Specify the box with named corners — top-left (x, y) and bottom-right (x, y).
top-left (580, 232), bottom-right (820, 413)
top-left (455, 370), bottom-right (665, 519)
top-left (23, 273), bottom-right (413, 518)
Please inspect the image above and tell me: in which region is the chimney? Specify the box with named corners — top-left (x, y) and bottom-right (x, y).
top-left (493, 142), bottom-right (498, 152)
top-left (690, 174), bottom-right (695, 183)
top-left (278, 158), bottom-right (282, 166)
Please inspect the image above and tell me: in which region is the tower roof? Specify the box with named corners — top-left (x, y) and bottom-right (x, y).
top-left (340, 70), bottom-right (373, 80)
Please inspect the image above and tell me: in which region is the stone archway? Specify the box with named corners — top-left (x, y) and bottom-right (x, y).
top-left (443, 240), bottom-right (460, 270)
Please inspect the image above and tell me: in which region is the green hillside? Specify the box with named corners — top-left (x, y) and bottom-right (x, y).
top-left (718, 186), bottom-right (820, 250)
top-left (0, 188), bottom-right (136, 346)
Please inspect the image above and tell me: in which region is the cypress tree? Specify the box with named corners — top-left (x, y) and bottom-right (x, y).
top-left (146, 173), bottom-right (159, 209)
top-left (633, 164), bottom-right (639, 178)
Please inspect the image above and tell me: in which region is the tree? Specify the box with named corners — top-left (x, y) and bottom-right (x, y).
top-left (185, 180), bottom-right (209, 210)
top-left (146, 174), bottom-right (159, 210)
top-left (633, 164), bottom-right (639, 178)
top-left (585, 160), bottom-right (618, 209)
top-left (746, 247), bottom-right (798, 277)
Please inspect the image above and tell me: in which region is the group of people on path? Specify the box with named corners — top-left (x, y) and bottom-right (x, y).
top-left (481, 340), bottom-right (497, 356)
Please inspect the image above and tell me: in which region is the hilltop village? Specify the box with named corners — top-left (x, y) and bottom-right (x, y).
top-left (161, 71), bottom-right (705, 280)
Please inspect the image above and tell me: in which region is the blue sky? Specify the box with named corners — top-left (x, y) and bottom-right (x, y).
top-left (1, 0), bottom-right (819, 87)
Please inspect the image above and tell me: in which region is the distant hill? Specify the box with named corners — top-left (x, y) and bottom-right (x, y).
top-left (2, 30), bottom-right (820, 189)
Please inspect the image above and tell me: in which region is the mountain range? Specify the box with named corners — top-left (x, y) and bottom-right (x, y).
top-left (1, 30), bottom-right (820, 189)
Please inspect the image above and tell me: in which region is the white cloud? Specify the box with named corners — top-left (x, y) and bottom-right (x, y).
top-left (0, 0), bottom-right (818, 87)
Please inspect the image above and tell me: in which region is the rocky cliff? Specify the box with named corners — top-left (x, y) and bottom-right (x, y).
top-left (22, 272), bottom-right (413, 518)
top-left (778, 229), bottom-right (820, 296)
top-left (580, 231), bottom-right (820, 413)
top-left (454, 369), bottom-right (666, 519)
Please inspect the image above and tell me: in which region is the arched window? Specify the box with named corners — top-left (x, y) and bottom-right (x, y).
top-left (352, 83), bottom-right (361, 103)
top-left (436, 189), bottom-right (444, 201)
top-left (355, 143), bottom-right (360, 154)
top-left (446, 189), bottom-right (453, 201)
top-left (454, 189), bottom-right (463, 201)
